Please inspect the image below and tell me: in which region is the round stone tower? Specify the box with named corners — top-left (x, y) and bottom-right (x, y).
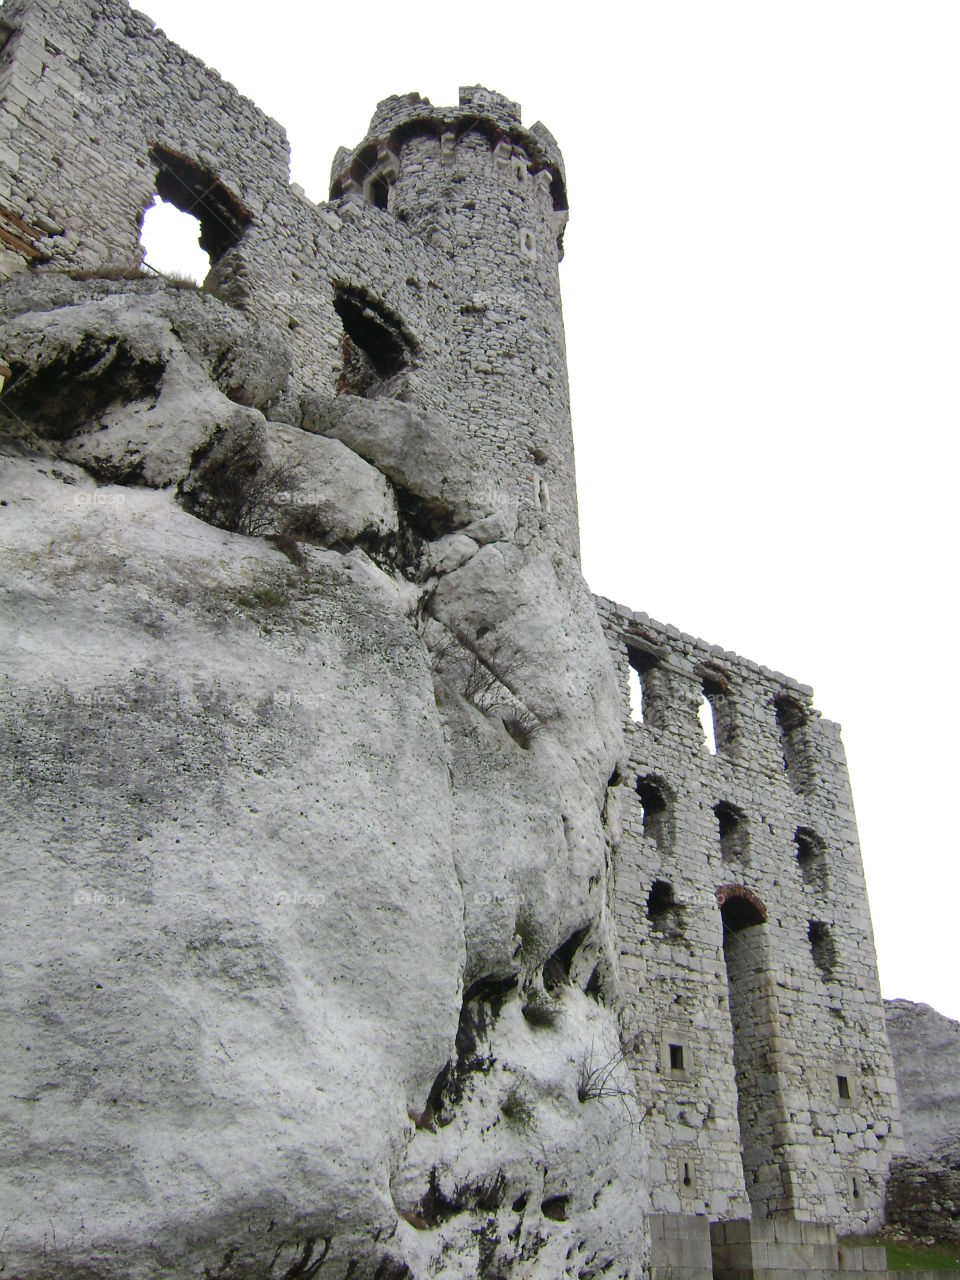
top-left (330, 87), bottom-right (580, 559)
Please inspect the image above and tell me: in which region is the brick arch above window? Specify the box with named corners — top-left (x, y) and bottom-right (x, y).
top-left (716, 883), bottom-right (767, 932)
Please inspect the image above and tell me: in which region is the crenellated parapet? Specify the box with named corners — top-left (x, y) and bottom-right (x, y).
top-left (330, 86), bottom-right (569, 255)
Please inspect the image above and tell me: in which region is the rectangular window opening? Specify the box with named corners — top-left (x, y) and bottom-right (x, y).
top-left (669, 1043), bottom-right (685, 1072)
top-left (837, 1074), bottom-right (850, 1100)
top-left (626, 644), bottom-right (662, 727)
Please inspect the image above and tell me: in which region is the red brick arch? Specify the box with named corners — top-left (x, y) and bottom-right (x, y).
top-left (716, 883), bottom-right (768, 931)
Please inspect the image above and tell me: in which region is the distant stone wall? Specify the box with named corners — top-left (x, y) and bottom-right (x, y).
top-left (0, 0), bottom-right (579, 557)
top-left (885, 999), bottom-right (960, 1242)
top-left (596, 597), bottom-right (902, 1232)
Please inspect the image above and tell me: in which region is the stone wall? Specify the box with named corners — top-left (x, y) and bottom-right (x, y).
top-left (0, 0), bottom-right (579, 557)
top-left (596, 598), bottom-right (902, 1233)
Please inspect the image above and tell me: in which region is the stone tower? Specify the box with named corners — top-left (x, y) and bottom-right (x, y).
top-left (330, 88), bottom-right (579, 558)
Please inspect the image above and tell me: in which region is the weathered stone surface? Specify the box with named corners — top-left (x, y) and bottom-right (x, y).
top-left (0, 456), bottom-right (464, 1279)
top-left (302, 394), bottom-right (495, 534)
top-left (0, 272), bottom-right (645, 1278)
top-left (0, 278), bottom-right (289, 489)
top-left (265, 422), bottom-right (400, 545)
top-left (885, 999), bottom-right (960, 1241)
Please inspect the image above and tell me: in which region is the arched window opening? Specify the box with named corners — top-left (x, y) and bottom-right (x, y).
top-left (139, 196), bottom-right (210, 283)
top-left (698, 694), bottom-right (717, 754)
top-left (627, 663), bottom-right (644, 723)
top-left (333, 284), bottom-right (415, 399)
top-left (808, 920), bottom-right (838, 979)
top-left (717, 884), bottom-right (767, 934)
top-left (715, 801), bottom-right (748, 864)
top-left (637, 776), bottom-right (672, 853)
top-left (626, 643), bottom-right (665, 728)
top-left (718, 883), bottom-right (783, 1217)
top-left (775, 693), bottom-right (815, 793)
top-left (647, 879), bottom-right (684, 939)
top-left (795, 827), bottom-right (828, 894)
top-left (147, 145), bottom-right (250, 268)
top-left (701, 671), bottom-right (737, 753)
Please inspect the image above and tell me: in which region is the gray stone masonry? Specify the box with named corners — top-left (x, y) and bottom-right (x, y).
top-left (596, 598), bottom-right (902, 1235)
top-left (0, 0), bottom-right (578, 556)
top-left (710, 1215), bottom-right (891, 1280)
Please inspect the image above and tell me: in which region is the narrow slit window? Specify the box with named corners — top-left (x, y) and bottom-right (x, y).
top-left (701, 671), bottom-right (736, 752)
top-left (795, 827), bottom-right (828, 893)
top-left (809, 920), bottom-right (838, 979)
top-left (699, 695), bottom-right (717, 754)
top-left (775, 693), bottom-right (815, 793)
top-left (670, 1043), bottom-right (685, 1072)
top-left (647, 880), bottom-right (684, 939)
top-left (715, 801), bottom-right (748, 863)
top-left (637, 777), bottom-right (672, 852)
top-left (837, 1074), bottom-right (850, 1100)
top-left (627, 664), bottom-right (644, 723)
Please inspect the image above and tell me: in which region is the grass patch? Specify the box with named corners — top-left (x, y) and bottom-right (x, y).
top-left (67, 265), bottom-right (147, 282)
top-left (235, 583), bottom-right (290, 611)
top-left (500, 1084), bottom-right (535, 1131)
top-left (841, 1235), bottom-right (960, 1272)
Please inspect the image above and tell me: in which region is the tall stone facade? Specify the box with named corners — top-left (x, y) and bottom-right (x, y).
top-left (0, 1), bottom-right (903, 1275)
top-left (597, 601), bottom-right (901, 1236)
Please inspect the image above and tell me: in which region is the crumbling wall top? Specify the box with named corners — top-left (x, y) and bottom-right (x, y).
top-left (595, 594), bottom-right (821, 713)
top-left (330, 83), bottom-right (567, 209)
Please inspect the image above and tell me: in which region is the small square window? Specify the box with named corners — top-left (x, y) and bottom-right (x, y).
top-left (661, 1032), bottom-right (693, 1078)
top-left (837, 1074), bottom-right (851, 1100)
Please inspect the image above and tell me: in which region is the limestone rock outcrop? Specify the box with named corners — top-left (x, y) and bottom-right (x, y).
top-left (884, 999), bottom-right (960, 1242)
top-left (0, 276), bottom-right (648, 1280)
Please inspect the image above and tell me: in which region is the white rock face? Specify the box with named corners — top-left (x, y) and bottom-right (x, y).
top-left (884, 998), bottom-right (960, 1241)
top-left (885, 999), bottom-right (960, 1160)
top-left (0, 279), bottom-right (648, 1280)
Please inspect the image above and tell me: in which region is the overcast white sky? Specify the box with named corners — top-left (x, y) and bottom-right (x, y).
top-left (132, 1), bottom-right (959, 1019)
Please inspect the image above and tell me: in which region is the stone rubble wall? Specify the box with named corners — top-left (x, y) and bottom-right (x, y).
top-left (595, 597), bottom-right (902, 1234)
top-left (0, 0), bottom-right (580, 557)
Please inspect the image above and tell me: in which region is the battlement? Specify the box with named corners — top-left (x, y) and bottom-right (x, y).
top-left (330, 84), bottom-right (568, 253)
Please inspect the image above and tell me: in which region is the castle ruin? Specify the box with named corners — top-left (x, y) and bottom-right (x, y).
top-left (0, 4), bottom-right (904, 1277)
